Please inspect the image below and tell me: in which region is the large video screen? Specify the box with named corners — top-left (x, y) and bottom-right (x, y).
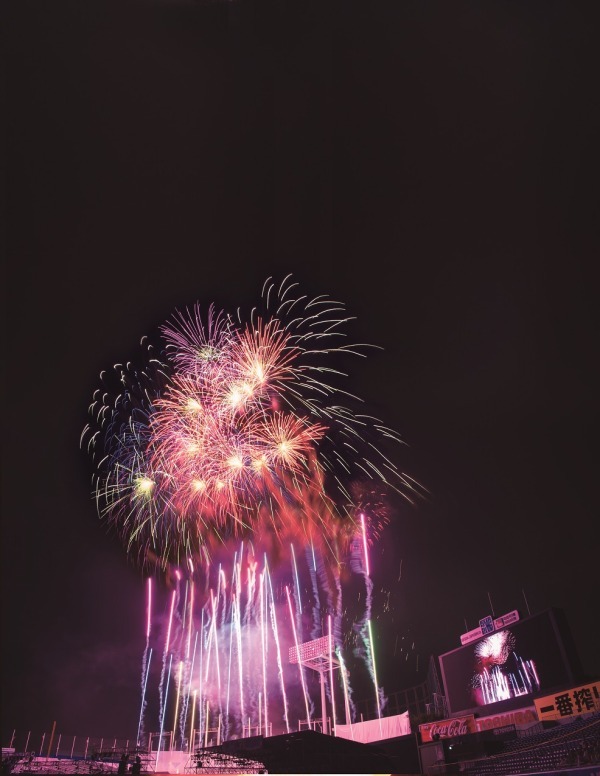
top-left (439, 609), bottom-right (579, 716)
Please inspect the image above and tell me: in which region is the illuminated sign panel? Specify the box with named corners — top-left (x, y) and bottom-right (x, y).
top-left (534, 682), bottom-right (600, 721)
top-left (493, 609), bottom-right (519, 630)
top-left (460, 610), bottom-right (520, 645)
top-left (461, 626), bottom-right (484, 646)
top-left (475, 706), bottom-right (537, 731)
top-left (419, 715), bottom-right (476, 743)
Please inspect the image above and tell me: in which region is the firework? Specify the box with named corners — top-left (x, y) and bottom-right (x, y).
top-left (471, 630), bottom-right (540, 705)
top-left (83, 277), bottom-right (424, 741)
top-left (83, 276), bottom-right (422, 568)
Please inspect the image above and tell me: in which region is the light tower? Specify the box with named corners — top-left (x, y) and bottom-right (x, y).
top-left (289, 633), bottom-right (346, 734)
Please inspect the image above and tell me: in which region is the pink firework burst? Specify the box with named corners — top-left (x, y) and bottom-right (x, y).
top-left (84, 277), bottom-right (424, 567)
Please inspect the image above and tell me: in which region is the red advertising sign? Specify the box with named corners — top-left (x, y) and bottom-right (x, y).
top-left (419, 715), bottom-right (476, 743)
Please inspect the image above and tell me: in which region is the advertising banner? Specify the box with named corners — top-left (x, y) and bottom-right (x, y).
top-left (493, 610), bottom-right (520, 629)
top-left (459, 610), bottom-right (520, 645)
top-left (460, 626), bottom-right (483, 645)
top-left (534, 682), bottom-right (600, 721)
top-left (475, 706), bottom-right (537, 731)
top-left (419, 715), bottom-right (476, 743)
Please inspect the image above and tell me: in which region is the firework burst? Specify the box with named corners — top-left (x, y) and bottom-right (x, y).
top-left (82, 276), bottom-right (422, 568)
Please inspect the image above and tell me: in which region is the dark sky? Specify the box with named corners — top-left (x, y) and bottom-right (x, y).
top-left (3, 0), bottom-right (598, 749)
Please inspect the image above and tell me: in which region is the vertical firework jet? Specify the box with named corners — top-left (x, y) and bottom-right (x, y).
top-left (83, 277), bottom-right (423, 742)
top-left (472, 630), bottom-right (540, 706)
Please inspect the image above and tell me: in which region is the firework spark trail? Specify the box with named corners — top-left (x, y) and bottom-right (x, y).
top-left (137, 648), bottom-right (152, 747)
top-left (215, 566), bottom-right (223, 628)
top-left (173, 579), bottom-right (194, 741)
top-left (224, 551), bottom-right (239, 739)
top-left (146, 577), bottom-right (153, 639)
top-left (360, 519), bottom-right (374, 652)
top-left (306, 546), bottom-right (321, 640)
top-left (138, 577), bottom-right (153, 744)
top-left (290, 544), bottom-right (302, 616)
top-left (367, 620), bottom-right (384, 736)
top-left (360, 514), bottom-right (370, 577)
top-left (358, 516), bottom-right (387, 716)
top-left (197, 610), bottom-right (205, 741)
top-left (337, 647), bottom-right (355, 730)
top-left (210, 591), bottom-right (223, 725)
top-left (219, 567), bottom-right (227, 628)
top-left (242, 560), bottom-right (256, 719)
top-left (158, 589), bottom-right (177, 728)
top-left (260, 572), bottom-right (269, 736)
top-left (181, 580), bottom-right (189, 645)
top-left (189, 689), bottom-right (197, 753)
top-left (332, 564), bottom-right (344, 647)
top-left (181, 630), bottom-right (198, 747)
top-left (225, 597), bottom-right (235, 742)
top-left (186, 581), bottom-right (194, 659)
top-left (265, 558), bottom-right (290, 734)
top-left (286, 585), bottom-right (311, 729)
top-left (244, 558), bottom-right (257, 626)
top-left (347, 514), bottom-right (383, 714)
top-left (204, 596), bottom-right (214, 684)
top-left (234, 587), bottom-right (245, 727)
top-left (177, 577), bottom-right (196, 742)
top-left (172, 660), bottom-right (184, 748)
top-left (157, 654), bottom-right (173, 757)
top-left (290, 544), bottom-right (304, 646)
top-left (328, 615), bottom-right (337, 735)
top-left (199, 588), bottom-right (223, 730)
top-left (204, 700), bottom-right (210, 748)
top-left (311, 548), bottom-right (341, 710)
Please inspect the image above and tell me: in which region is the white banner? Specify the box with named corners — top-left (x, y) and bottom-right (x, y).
top-left (336, 711), bottom-right (411, 743)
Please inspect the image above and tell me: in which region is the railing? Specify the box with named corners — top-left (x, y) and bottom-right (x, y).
top-left (4, 751), bottom-right (156, 774)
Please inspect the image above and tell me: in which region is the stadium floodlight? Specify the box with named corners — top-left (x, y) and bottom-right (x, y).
top-left (289, 634), bottom-right (345, 732)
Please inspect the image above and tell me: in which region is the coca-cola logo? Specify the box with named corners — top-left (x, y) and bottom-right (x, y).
top-left (430, 719), bottom-right (468, 737)
top-left (420, 715), bottom-right (475, 742)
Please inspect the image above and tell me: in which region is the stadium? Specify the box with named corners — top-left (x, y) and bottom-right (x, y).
top-left (3, 606), bottom-right (598, 775)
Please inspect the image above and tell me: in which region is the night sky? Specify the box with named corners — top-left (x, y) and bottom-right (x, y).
top-left (4, 0), bottom-right (598, 749)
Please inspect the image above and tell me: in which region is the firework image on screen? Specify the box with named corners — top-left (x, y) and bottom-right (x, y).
top-left (82, 276), bottom-right (422, 746)
top-left (471, 630), bottom-right (540, 706)
top-left (439, 611), bottom-right (578, 717)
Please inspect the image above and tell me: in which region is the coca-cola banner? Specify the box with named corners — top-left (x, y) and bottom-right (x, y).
top-left (419, 715), bottom-right (476, 743)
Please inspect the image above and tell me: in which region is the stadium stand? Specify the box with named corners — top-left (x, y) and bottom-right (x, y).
top-left (461, 712), bottom-right (600, 775)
